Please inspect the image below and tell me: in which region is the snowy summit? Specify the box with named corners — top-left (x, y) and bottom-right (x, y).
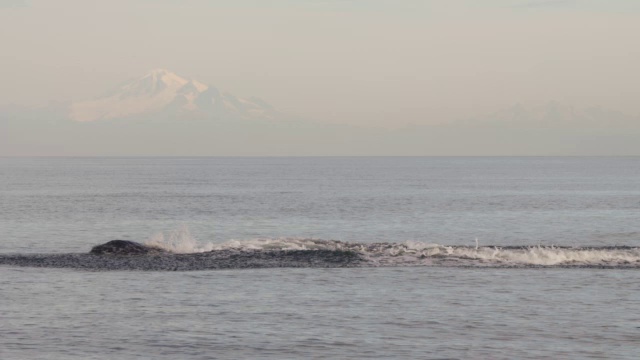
top-left (69, 69), bottom-right (277, 122)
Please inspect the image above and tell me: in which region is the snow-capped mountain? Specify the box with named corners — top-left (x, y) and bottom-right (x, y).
top-left (69, 69), bottom-right (278, 122)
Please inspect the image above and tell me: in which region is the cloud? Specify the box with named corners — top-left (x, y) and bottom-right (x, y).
top-left (0, 0), bottom-right (28, 9)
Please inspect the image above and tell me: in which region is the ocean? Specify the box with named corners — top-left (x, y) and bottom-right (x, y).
top-left (1, 157), bottom-right (639, 359)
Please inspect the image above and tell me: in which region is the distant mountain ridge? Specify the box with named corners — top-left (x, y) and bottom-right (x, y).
top-left (456, 101), bottom-right (640, 129)
top-left (69, 69), bottom-right (278, 122)
top-left (3, 94), bottom-right (640, 156)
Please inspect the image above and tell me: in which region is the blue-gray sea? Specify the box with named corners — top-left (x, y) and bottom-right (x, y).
top-left (1, 157), bottom-right (639, 359)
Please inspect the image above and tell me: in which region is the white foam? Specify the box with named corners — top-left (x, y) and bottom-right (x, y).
top-left (360, 242), bottom-right (640, 267)
top-left (144, 227), bottom-right (640, 267)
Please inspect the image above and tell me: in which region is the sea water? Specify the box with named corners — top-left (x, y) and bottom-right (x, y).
top-left (1, 157), bottom-right (639, 359)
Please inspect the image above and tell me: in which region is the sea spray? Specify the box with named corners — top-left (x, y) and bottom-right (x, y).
top-left (145, 225), bottom-right (216, 253)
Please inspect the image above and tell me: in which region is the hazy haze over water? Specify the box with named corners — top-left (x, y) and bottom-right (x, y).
top-left (1, 0), bottom-right (639, 121)
top-left (1, 0), bottom-right (639, 154)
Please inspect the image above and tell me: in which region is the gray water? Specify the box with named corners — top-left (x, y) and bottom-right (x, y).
top-left (1, 157), bottom-right (640, 359)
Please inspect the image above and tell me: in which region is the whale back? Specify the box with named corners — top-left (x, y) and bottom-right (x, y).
top-left (90, 240), bottom-right (165, 255)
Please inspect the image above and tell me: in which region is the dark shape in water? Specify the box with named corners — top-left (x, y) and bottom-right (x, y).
top-left (1, 241), bottom-right (638, 271)
top-left (90, 240), bottom-right (166, 255)
top-left (0, 248), bottom-right (364, 271)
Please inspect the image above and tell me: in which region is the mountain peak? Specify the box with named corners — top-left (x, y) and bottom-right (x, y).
top-left (134, 68), bottom-right (188, 90)
top-left (69, 70), bottom-right (277, 122)
top-left (143, 68), bottom-right (183, 81)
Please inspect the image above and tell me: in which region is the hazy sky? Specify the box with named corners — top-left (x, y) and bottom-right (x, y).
top-left (1, 0), bottom-right (639, 126)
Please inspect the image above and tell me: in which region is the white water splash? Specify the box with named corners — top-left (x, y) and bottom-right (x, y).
top-left (144, 227), bottom-right (348, 253)
top-left (208, 238), bottom-right (351, 251)
top-left (144, 227), bottom-right (640, 267)
top-left (145, 226), bottom-right (216, 253)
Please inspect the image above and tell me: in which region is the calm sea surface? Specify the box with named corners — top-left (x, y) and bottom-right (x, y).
top-left (1, 157), bottom-right (639, 359)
